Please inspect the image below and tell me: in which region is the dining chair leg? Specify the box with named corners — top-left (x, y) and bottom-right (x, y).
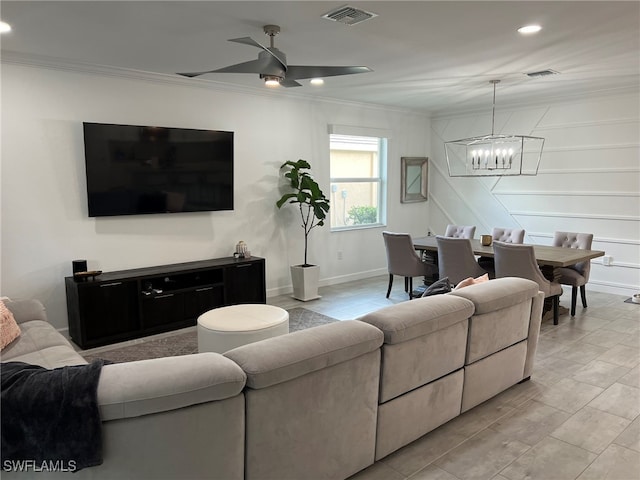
top-left (571, 286), bottom-right (578, 317)
top-left (580, 285), bottom-right (588, 308)
top-left (553, 295), bottom-right (559, 325)
top-left (386, 274), bottom-right (393, 298)
top-left (408, 277), bottom-right (414, 299)
top-left (404, 277), bottom-right (409, 293)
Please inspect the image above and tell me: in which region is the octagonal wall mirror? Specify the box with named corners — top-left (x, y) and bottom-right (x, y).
top-left (401, 157), bottom-right (428, 203)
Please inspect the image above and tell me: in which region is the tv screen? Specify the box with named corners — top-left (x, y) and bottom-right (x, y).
top-left (82, 122), bottom-right (234, 217)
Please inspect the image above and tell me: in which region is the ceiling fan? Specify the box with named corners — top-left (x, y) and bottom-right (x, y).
top-left (177, 25), bottom-right (372, 87)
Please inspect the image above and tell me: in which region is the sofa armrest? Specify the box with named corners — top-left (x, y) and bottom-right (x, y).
top-left (97, 352), bottom-right (246, 421)
top-left (4, 299), bottom-right (47, 324)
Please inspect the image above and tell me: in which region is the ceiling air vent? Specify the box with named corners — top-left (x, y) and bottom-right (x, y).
top-left (322, 5), bottom-right (378, 26)
top-left (526, 69), bottom-right (560, 78)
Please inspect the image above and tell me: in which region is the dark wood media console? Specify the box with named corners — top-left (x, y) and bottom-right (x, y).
top-left (65, 256), bottom-right (266, 349)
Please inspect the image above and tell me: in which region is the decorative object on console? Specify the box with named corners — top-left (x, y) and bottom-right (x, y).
top-left (444, 80), bottom-right (544, 177)
top-left (72, 259), bottom-right (88, 275)
top-left (276, 159), bottom-right (330, 301)
top-left (234, 241), bottom-right (250, 259)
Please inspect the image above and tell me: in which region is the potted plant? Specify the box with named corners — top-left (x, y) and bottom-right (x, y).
top-left (276, 159), bottom-right (330, 301)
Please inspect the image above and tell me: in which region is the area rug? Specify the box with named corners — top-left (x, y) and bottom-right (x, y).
top-left (82, 307), bottom-right (337, 364)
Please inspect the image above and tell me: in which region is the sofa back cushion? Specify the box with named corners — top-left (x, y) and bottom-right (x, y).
top-left (224, 320), bottom-right (383, 389)
top-left (448, 277), bottom-right (539, 364)
top-left (359, 294), bottom-right (473, 403)
top-left (225, 320), bottom-right (383, 480)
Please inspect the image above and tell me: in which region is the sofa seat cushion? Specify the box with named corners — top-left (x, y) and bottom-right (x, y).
top-left (462, 340), bottom-right (527, 412)
top-left (224, 320), bottom-right (383, 389)
top-left (5, 345), bottom-right (88, 369)
top-left (448, 277), bottom-right (539, 315)
top-left (358, 294), bottom-right (474, 345)
top-left (0, 320), bottom-right (82, 363)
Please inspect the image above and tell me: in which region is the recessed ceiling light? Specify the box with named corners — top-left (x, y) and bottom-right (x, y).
top-left (518, 24), bottom-right (542, 34)
top-left (0, 21), bottom-right (12, 34)
top-left (310, 78), bottom-right (324, 86)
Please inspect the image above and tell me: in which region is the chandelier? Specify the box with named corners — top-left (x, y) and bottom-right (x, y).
top-left (444, 80), bottom-right (544, 177)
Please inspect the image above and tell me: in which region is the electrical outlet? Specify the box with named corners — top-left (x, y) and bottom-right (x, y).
top-left (337, 251), bottom-right (343, 260)
top-left (602, 255), bottom-right (613, 266)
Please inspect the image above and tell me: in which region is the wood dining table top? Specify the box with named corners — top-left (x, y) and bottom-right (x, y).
top-left (413, 236), bottom-right (605, 268)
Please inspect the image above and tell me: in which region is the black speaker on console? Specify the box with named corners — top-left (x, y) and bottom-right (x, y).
top-left (72, 260), bottom-right (88, 276)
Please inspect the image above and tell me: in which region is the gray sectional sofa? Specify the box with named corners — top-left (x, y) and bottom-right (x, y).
top-left (1, 277), bottom-right (543, 479)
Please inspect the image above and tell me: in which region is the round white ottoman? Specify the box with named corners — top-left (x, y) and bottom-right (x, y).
top-left (197, 304), bottom-right (289, 353)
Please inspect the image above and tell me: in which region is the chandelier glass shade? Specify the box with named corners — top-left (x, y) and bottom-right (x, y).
top-left (444, 80), bottom-right (544, 177)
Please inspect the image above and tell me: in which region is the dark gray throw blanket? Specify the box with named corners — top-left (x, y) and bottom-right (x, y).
top-left (1, 360), bottom-right (106, 472)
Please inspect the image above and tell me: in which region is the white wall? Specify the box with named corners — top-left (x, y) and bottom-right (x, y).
top-left (430, 91), bottom-right (640, 296)
top-left (1, 62), bottom-right (431, 330)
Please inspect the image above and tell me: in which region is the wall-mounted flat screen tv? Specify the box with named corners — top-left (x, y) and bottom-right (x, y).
top-left (83, 122), bottom-right (234, 217)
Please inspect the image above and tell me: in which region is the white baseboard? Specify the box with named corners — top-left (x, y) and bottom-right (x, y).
top-left (266, 268), bottom-right (387, 298)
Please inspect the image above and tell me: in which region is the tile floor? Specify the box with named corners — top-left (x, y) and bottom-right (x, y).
top-left (267, 276), bottom-right (640, 480)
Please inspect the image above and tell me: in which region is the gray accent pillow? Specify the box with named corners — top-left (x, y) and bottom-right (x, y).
top-left (422, 277), bottom-right (451, 297)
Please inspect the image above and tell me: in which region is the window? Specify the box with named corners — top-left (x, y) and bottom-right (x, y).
top-left (329, 134), bottom-right (387, 230)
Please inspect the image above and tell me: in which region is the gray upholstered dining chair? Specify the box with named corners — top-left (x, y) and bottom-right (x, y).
top-left (436, 236), bottom-right (488, 286)
top-left (383, 231), bottom-right (437, 299)
top-left (553, 231), bottom-right (594, 316)
top-left (493, 241), bottom-right (563, 325)
top-left (479, 227), bottom-right (526, 275)
top-left (444, 224), bottom-right (476, 239)
top-left (492, 227), bottom-right (525, 244)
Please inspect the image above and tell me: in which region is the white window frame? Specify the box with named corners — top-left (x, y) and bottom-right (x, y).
top-left (328, 127), bottom-right (388, 232)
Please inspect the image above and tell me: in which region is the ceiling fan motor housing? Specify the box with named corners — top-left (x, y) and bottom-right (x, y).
top-left (257, 49), bottom-right (286, 79)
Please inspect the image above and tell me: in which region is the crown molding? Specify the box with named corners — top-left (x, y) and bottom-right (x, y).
top-left (1, 50), bottom-right (427, 117)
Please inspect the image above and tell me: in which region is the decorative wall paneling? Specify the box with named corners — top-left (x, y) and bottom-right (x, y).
top-left (430, 92), bottom-right (639, 295)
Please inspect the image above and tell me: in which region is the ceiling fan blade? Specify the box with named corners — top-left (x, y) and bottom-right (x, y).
top-left (228, 37), bottom-right (287, 67)
top-left (210, 58), bottom-right (275, 74)
top-left (286, 65), bottom-right (372, 80)
top-left (177, 56), bottom-right (281, 78)
top-left (280, 79), bottom-right (302, 88)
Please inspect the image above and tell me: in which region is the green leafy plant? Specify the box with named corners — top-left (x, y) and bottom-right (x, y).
top-left (276, 159), bottom-right (330, 267)
top-left (347, 205), bottom-right (378, 225)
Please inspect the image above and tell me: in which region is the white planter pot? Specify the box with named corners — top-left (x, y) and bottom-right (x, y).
top-left (290, 265), bottom-right (321, 301)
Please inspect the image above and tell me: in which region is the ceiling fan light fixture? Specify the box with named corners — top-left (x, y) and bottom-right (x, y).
top-left (0, 21), bottom-right (12, 34)
top-left (517, 24), bottom-right (542, 34)
top-left (310, 78), bottom-right (324, 86)
top-left (263, 75), bottom-right (281, 87)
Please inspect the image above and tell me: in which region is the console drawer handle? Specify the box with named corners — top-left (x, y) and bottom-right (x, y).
top-left (154, 294), bottom-right (174, 299)
top-left (196, 287), bottom-right (214, 292)
top-left (100, 282), bottom-right (122, 288)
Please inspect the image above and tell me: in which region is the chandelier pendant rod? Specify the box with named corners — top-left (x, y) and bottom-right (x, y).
top-left (490, 79), bottom-right (499, 136)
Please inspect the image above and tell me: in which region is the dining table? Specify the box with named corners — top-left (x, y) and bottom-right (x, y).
top-left (412, 235), bottom-right (605, 281)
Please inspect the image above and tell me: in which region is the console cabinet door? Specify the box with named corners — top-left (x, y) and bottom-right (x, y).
top-left (226, 261), bottom-right (266, 305)
top-left (184, 285), bottom-right (225, 320)
top-left (141, 293), bottom-right (185, 330)
top-left (76, 280), bottom-right (140, 346)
